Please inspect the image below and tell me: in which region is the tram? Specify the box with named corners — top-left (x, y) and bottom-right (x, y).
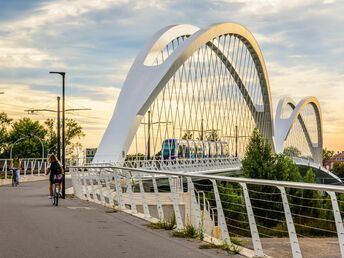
top-left (161, 138), bottom-right (229, 160)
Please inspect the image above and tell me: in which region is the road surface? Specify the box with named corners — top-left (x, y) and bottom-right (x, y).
top-left (0, 180), bottom-right (240, 258)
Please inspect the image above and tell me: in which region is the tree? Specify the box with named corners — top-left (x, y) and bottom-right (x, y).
top-left (65, 118), bottom-right (85, 146)
top-left (0, 112), bottom-right (12, 156)
top-left (65, 118), bottom-right (85, 159)
top-left (323, 148), bottom-right (335, 165)
top-left (182, 131), bottom-right (193, 140)
top-left (241, 129), bottom-right (301, 229)
top-left (332, 162), bottom-right (344, 178)
top-left (283, 146), bottom-right (301, 157)
top-left (44, 118), bottom-right (85, 159)
top-left (206, 130), bottom-right (219, 142)
top-left (242, 128), bottom-right (275, 179)
top-left (274, 154), bottom-right (301, 182)
top-left (8, 117), bottom-right (47, 158)
top-left (44, 119), bottom-right (57, 154)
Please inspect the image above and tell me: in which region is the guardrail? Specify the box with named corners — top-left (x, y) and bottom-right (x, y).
top-left (0, 159), bottom-right (48, 179)
top-left (0, 158), bottom-right (83, 179)
top-left (70, 165), bottom-right (344, 258)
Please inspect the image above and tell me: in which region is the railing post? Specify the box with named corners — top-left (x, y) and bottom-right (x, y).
top-left (31, 160), bottom-right (34, 176)
top-left (277, 186), bottom-right (302, 258)
top-left (24, 161), bottom-right (28, 176)
top-left (168, 176), bottom-right (184, 230)
top-left (88, 169), bottom-right (97, 202)
top-left (83, 170), bottom-right (92, 200)
top-left (37, 161), bottom-right (41, 176)
top-left (187, 177), bottom-right (201, 228)
top-left (327, 191), bottom-right (344, 257)
top-left (103, 170), bottom-right (114, 207)
top-left (138, 174), bottom-right (150, 219)
top-left (152, 174), bottom-right (164, 220)
top-left (114, 170), bottom-right (125, 210)
top-left (74, 168), bottom-right (83, 199)
top-left (126, 174), bottom-right (137, 214)
top-left (4, 159), bottom-right (7, 179)
top-left (96, 170), bottom-right (106, 206)
top-left (240, 183), bottom-right (264, 257)
top-left (210, 179), bottom-right (231, 244)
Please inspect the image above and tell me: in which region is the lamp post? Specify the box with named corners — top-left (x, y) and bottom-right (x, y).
top-left (50, 71), bottom-right (66, 199)
top-left (57, 96), bottom-right (61, 162)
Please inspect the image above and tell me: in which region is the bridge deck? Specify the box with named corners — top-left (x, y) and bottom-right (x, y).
top-left (0, 180), bottom-right (234, 258)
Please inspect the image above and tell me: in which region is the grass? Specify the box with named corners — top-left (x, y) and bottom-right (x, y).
top-left (199, 242), bottom-right (242, 254)
top-left (171, 224), bottom-right (206, 240)
top-left (147, 216), bottom-right (176, 230)
top-left (172, 224), bottom-right (199, 238)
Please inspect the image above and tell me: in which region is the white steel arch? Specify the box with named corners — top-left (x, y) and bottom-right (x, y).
top-left (275, 96), bottom-right (323, 163)
top-left (94, 23), bottom-right (275, 162)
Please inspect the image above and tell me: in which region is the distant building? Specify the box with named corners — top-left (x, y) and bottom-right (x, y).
top-left (324, 151), bottom-right (344, 170)
top-left (85, 148), bottom-right (97, 163)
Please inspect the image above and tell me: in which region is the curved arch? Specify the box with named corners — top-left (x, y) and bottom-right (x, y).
top-left (94, 23), bottom-right (274, 162)
top-left (275, 96), bottom-right (323, 163)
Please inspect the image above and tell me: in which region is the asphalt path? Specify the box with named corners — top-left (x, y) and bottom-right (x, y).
top-left (0, 180), bottom-right (239, 258)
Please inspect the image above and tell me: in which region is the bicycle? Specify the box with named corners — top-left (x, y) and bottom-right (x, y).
top-left (11, 169), bottom-right (19, 187)
top-left (51, 175), bottom-right (60, 206)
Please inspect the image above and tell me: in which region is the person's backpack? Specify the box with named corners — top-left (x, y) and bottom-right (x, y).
top-left (50, 162), bottom-right (62, 175)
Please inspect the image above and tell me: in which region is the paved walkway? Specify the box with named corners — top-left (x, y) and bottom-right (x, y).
top-left (0, 180), bottom-right (239, 258)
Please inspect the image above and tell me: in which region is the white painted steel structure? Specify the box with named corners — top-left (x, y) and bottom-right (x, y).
top-left (275, 96), bottom-right (323, 163)
top-left (70, 165), bottom-right (344, 258)
top-left (95, 22), bottom-right (274, 163)
top-left (94, 22), bottom-right (325, 172)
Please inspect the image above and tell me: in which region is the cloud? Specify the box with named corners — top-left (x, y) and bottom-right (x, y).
top-left (0, 0), bottom-right (342, 150)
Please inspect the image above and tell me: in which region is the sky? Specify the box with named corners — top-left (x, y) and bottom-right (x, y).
top-left (0, 0), bottom-right (343, 151)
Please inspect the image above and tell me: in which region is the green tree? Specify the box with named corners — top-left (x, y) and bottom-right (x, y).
top-left (242, 128), bottom-right (275, 179)
top-left (44, 119), bottom-right (57, 154)
top-left (206, 130), bottom-right (219, 142)
top-left (332, 162), bottom-right (344, 178)
top-left (274, 154), bottom-right (301, 182)
top-left (241, 129), bottom-right (301, 229)
top-left (323, 148), bottom-right (335, 165)
top-left (283, 146), bottom-right (301, 157)
top-left (0, 112), bottom-right (12, 156)
top-left (182, 131), bottom-right (193, 140)
top-left (292, 168), bottom-right (326, 235)
top-left (65, 118), bottom-right (85, 146)
top-left (44, 118), bottom-right (85, 159)
top-left (8, 117), bottom-right (47, 158)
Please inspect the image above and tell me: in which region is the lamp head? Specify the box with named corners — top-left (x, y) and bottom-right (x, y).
top-left (49, 71), bottom-right (65, 76)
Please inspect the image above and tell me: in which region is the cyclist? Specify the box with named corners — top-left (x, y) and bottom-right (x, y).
top-left (11, 155), bottom-right (22, 185)
top-left (46, 154), bottom-right (64, 198)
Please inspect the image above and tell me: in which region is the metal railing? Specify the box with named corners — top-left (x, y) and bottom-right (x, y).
top-left (0, 158), bottom-right (82, 179)
top-left (0, 158), bottom-right (48, 179)
top-left (70, 165), bottom-right (344, 258)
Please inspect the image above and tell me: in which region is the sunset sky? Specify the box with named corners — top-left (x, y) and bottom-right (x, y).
top-left (0, 0), bottom-right (343, 151)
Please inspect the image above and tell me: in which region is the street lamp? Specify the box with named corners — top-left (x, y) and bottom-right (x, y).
top-left (50, 71), bottom-right (66, 199)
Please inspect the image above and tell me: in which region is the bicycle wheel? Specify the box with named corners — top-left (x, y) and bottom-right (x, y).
top-left (51, 183), bottom-right (56, 205)
top-left (54, 184), bottom-right (59, 206)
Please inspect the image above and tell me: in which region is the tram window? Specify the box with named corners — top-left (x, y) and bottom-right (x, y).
top-left (196, 141), bottom-right (203, 158)
top-left (162, 139), bottom-right (176, 159)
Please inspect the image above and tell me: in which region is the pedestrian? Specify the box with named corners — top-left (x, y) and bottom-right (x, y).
top-left (11, 155), bottom-right (21, 185)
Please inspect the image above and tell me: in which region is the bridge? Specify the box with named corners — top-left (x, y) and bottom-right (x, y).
top-left (1, 22), bottom-right (343, 258)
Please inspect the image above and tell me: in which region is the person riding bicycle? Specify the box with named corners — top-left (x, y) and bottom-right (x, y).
top-left (46, 154), bottom-right (64, 198)
top-left (10, 155), bottom-right (22, 185)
